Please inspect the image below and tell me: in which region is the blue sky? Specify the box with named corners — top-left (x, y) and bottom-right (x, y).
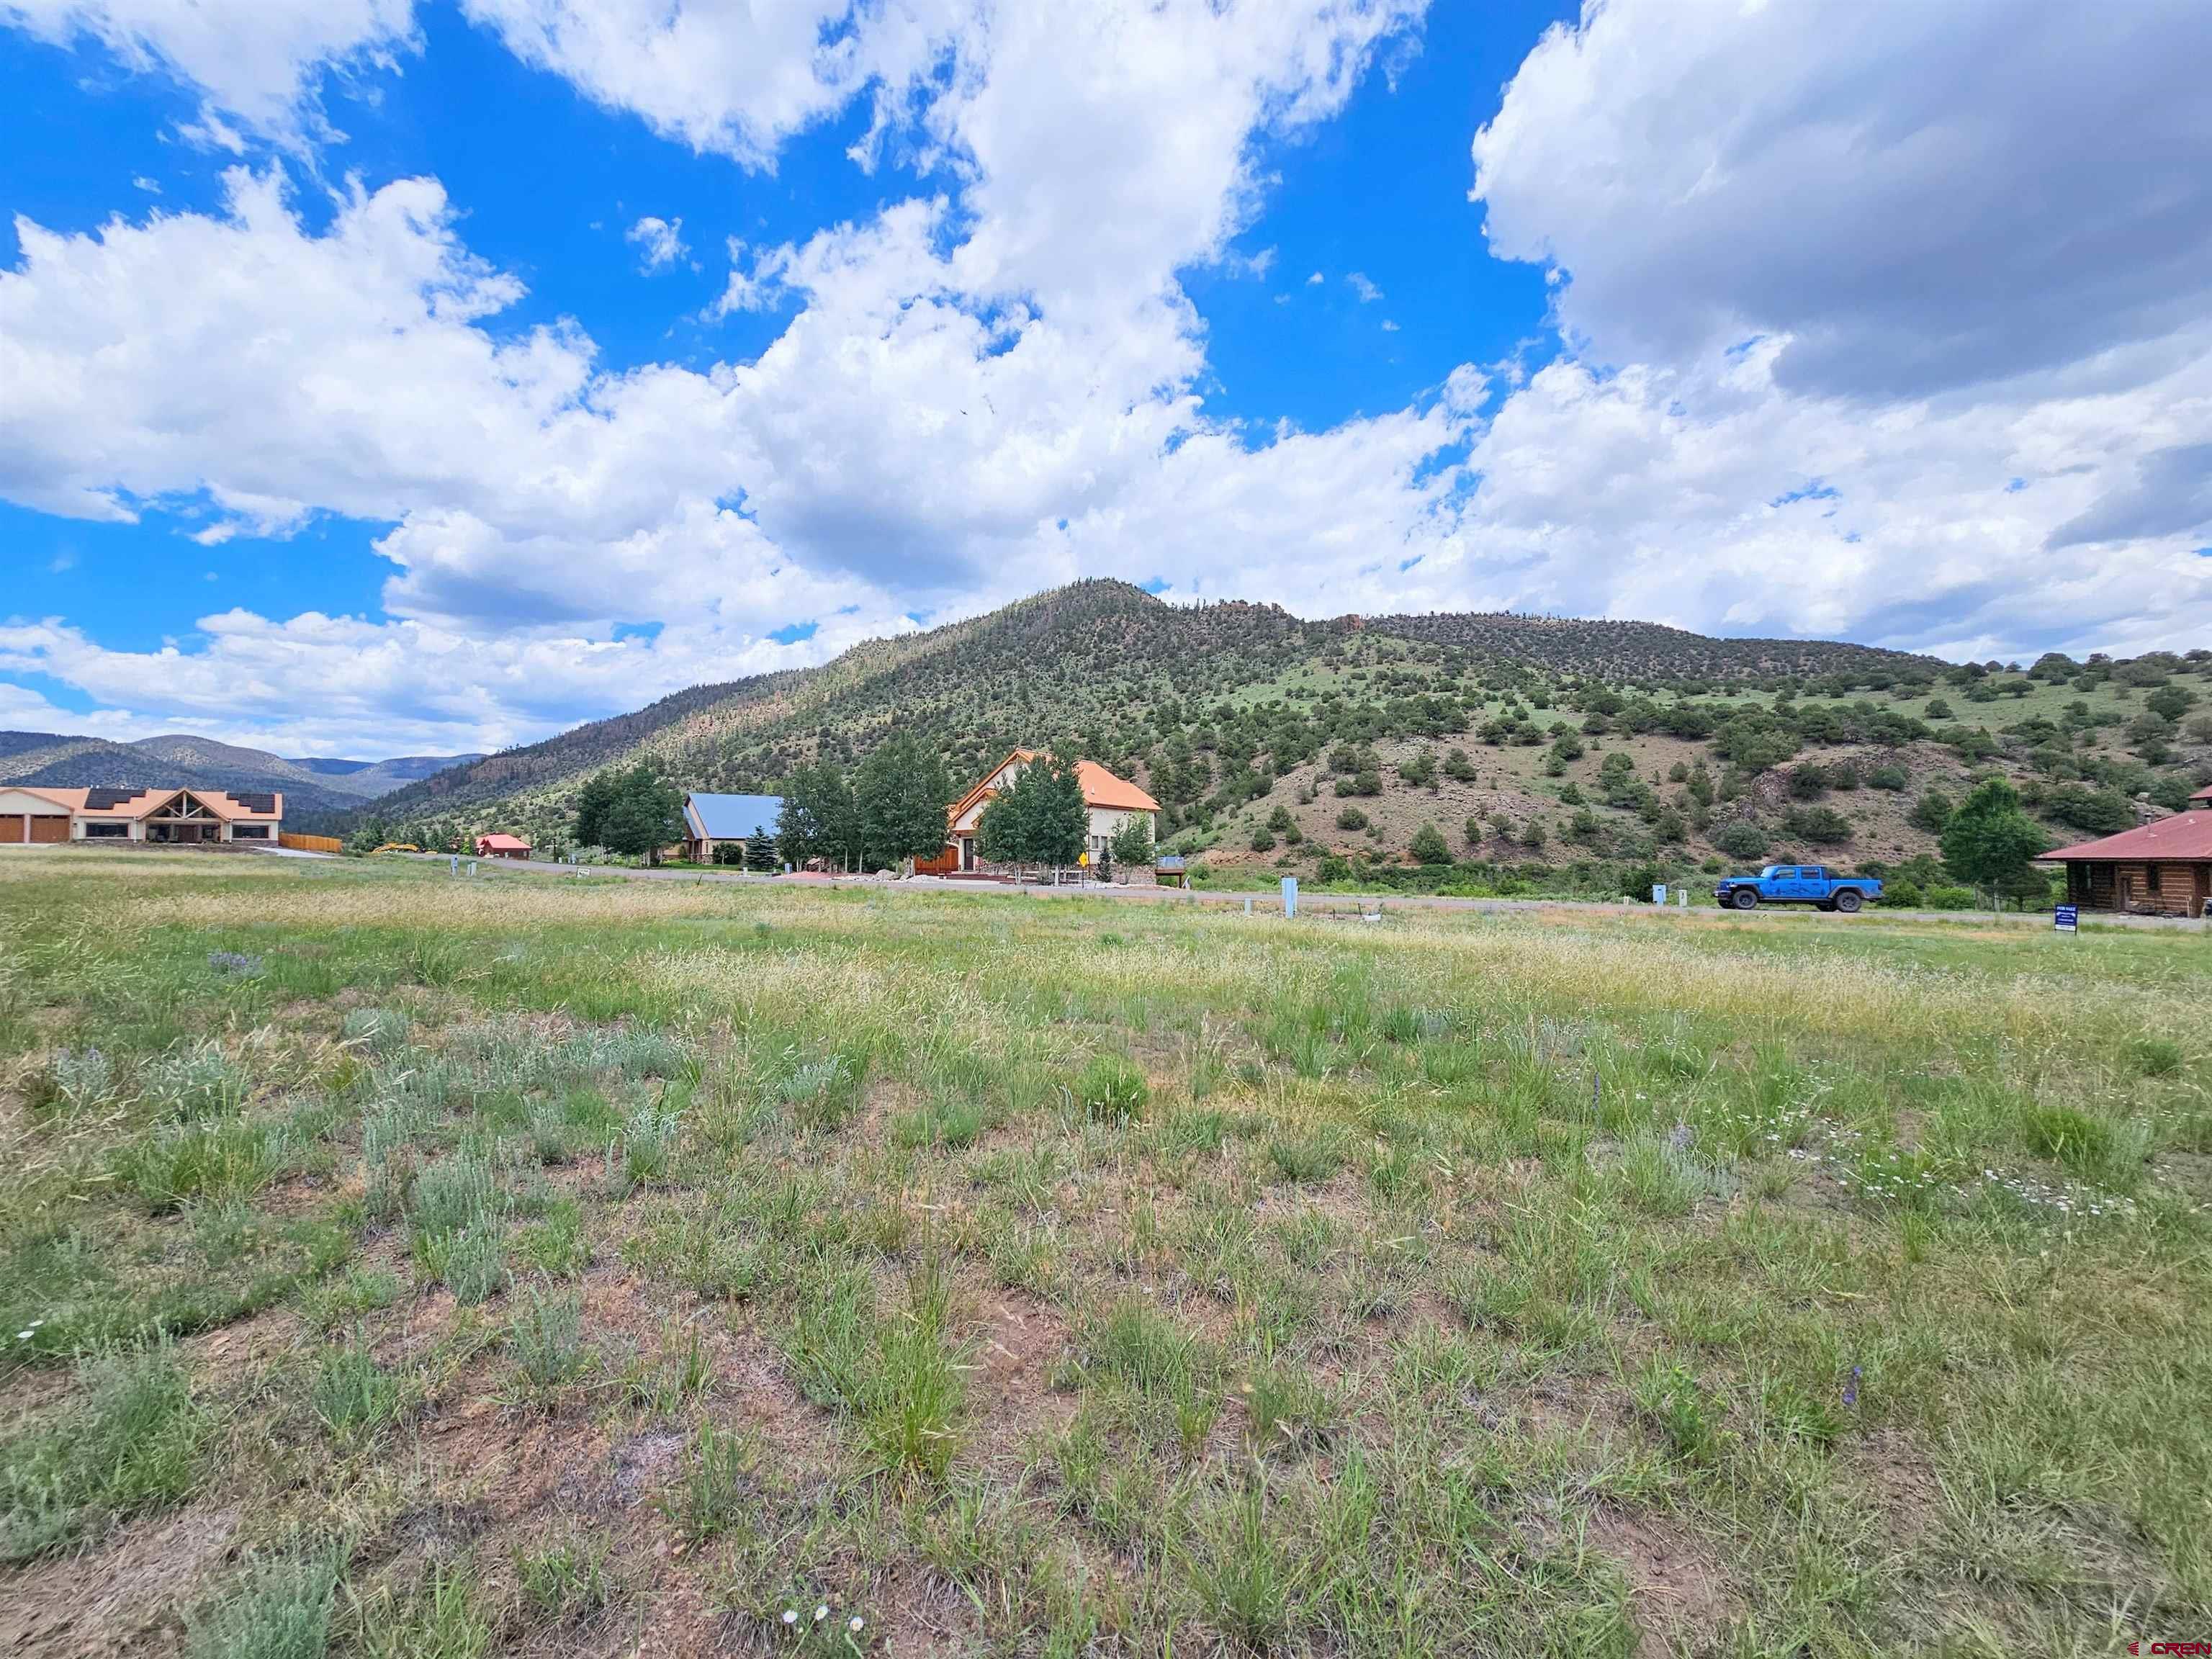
top-left (1, 0), bottom-right (2207, 756)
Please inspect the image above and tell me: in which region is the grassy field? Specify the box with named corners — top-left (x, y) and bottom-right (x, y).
top-left (1, 849), bottom-right (2208, 1658)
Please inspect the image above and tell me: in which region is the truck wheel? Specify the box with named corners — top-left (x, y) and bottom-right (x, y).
top-left (1730, 889), bottom-right (1758, 910)
top-left (1835, 889), bottom-right (1862, 913)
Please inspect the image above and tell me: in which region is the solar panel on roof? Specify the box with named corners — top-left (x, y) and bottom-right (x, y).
top-left (84, 787), bottom-right (141, 810)
top-left (230, 792), bottom-right (277, 814)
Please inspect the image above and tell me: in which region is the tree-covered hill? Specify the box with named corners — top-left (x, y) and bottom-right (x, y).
top-left (1364, 610), bottom-right (1930, 685)
top-left (354, 580), bottom-right (2212, 892)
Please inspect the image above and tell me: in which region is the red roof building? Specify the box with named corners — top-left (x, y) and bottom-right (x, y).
top-left (475, 833), bottom-right (532, 859)
top-left (2038, 811), bottom-right (2212, 916)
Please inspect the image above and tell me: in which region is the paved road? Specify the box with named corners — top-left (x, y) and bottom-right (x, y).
top-left (392, 853), bottom-right (2209, 932)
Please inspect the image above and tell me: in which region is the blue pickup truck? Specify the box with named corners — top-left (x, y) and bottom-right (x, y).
top-left (1713, 864), bottom-right (1882, 913)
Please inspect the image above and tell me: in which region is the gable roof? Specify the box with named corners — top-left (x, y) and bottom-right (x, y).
top-left (2193, 784), bottom-right (2212, 804)
top-left (946, 749), bottom-right (1160, 825)
top-left (946, 748), bottom-right (1035, 826)
top-left (1075, 760), bottom-right (1160, 812)
top-left (476, 833), bottom-right (530, 850)
top-left (0, 786), bottom-right (282, 820)
top-left (685, 792), bottom-right (783, 840)
top-left (2039, 814), bottom-right (2212, 863)
top-left (1, 786), bottom-right (86, 811)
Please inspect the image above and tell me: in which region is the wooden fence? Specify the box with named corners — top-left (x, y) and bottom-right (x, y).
top-left (279, 832), bottom-right (344, 853)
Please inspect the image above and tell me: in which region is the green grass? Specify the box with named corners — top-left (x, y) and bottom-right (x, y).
top-left (506, 1281), bottom-right (588, 1394)
top-left (0, 1341), bottom-right (209, 1560)
top-left (186, 1545), bottom-right (346, 1659)
top-left (351, 1559), bottom-right (492, 1659)
top-left (1, 849), bottom-right (2209, 1655)
top-left (659, 1419), bottom-right (757, 1544)
top-left (310, 1331), bottom-right (403, 1447)
top-left (516, 1532), bottom-right (613, 1622)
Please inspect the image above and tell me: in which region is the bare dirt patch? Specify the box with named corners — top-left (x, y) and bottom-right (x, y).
top-left (179, 1303), bottom-right (301, 1386)
top-left (0, 1506), bottom-right (237, 1658)
top-left (963, 1282), bottom-right (1074, 1473)
top-left (1588, 1504), bottom-right (1732, 1659)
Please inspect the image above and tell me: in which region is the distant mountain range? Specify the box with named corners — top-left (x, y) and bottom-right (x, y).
top-left (0, 731), bottom-right (482, 823)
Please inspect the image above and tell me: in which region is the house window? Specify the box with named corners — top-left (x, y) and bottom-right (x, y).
top-left (84, 821), bottom-right (129, 838)
top-left (231, 824), bottom-right (270, 840)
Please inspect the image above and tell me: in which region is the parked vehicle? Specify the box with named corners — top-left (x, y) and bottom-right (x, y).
top-left (1712, 864), bottom-right (1882, 912)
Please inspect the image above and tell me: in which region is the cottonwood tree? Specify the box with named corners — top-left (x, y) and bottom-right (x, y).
top-left (778, 760), bottom-right (860, 870)
top-left (854, 732), bottom-right (953, 870)
top-left (979, 753), bottom-right (1087, 873)
top-left (1108, 813), bottom-right (1155, 869)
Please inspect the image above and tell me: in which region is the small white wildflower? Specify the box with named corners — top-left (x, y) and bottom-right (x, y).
top-left (850, 1616), bottom-right (865, 1632)
top-left (782, 1610), bottom-right (799, 1627)
top-left (815, 1605), bottom-right (830, 1622)
top-left (14, 1331), bottom-right (31, 1341)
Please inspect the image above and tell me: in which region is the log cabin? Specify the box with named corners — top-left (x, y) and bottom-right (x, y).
top-left (2039, 804), bottom-right (2212, 916)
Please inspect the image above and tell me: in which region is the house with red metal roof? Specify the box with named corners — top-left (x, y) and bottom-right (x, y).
top-left (0, 784), bottom-right (282, 846)
top-left (475, 833), bottom-right (532, 859)
top-left (2038, 797), bottom-right (2212, 916)
top-left (920, 749), bottom-right (1159, 875)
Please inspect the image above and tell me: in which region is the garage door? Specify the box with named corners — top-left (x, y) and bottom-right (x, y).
top-left (27, 816), bottom-right (69, 843)
top-left (0, 817), bottom-right (19, 844)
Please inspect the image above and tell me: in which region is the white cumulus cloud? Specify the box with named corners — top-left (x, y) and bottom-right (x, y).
top-left (1, 0), bottom-right (417, 138)
top-left (624, 213), bottom-right (685, 271)
top-left (1455, 0), bottom-right (2212, 658)
top-left (4, 0), bottom-right (2210, 756)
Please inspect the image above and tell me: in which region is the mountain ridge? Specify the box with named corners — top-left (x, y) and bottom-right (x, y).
top-left (366, 580), bottom-right (1953, 832)
top-left (0, 732), bottom-right (482, 823)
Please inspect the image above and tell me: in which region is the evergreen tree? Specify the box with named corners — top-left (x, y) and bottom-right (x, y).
top-left (573, 764), bottom-right (683, 863)
top-left (1940, 776), bottom-right (2048, 908)
top-left (571, 770), bottom-right (619, 849)
top-left (854, 732), bottom-right (953, 869)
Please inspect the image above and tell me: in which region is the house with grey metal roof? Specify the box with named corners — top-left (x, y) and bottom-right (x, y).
top-left (681, 792), bottom-right (783, 864)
